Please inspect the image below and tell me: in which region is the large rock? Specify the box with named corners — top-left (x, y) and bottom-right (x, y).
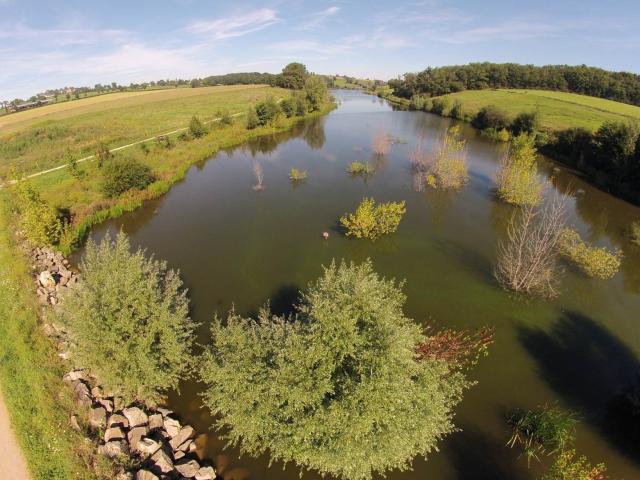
top-left (135, 470), bottom-right (159, 480)
top-left (108, 413), bottom-right (129, 429)
top-left (123, 407), bottom-right (148, 428)
top-left (38, 270), bottom-right (56, 288)
top-left (98, 440), bottom-right (129, 458)
top-left (73, 381), bottom-right (91, 407)
top-left (63, 369), bottom-right (88, 383)
top-left (127, 426), bottom-right (148, 450)
top-left (163, 417), bottom-right (181, 438)
top-left (135, 437), bottom-right (161, 457)
top-left (175, 459), bottom-right (200, 478)
top-left (148, 413), bottom-right (163, 431)
top-left (169, 426), bottom-right (195, 451)
top-left (97, 397), bottom-right (114, 413)
top-left (149, 449), bottom-right (173, 475)
top-left (89, 406), bottom-right (107, 429)
top-left (105, 426), bottom-right (125, 442)
top-left (195, 466), bottom-right (216, 480)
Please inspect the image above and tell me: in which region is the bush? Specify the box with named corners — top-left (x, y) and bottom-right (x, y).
top-left (340, 197), bottom-right (406, 240)
top-left (304, 75), bottom-right (328, 111)
top-left (59, 232), bottom-right (195, 405)
top-left (449, 100), bottom-right (464, 119)
top-left (280, 97), bottom-right (296, 118)
top-left (430, 96), bottom-right (450, 115)
top-left (289, 168), bottom-right (307, 181)
top-left (495, 133), bottom-right (543, 206)
top-left (558, 227), bottom-right (622, 279)
top-left (199, 260), bottom-right (472, 480)
top-left (255, 98), bottom-right (281, 126)
top-left (425, 125), bottom-right (469, 189)
top-left (507, 406), bottom-right (577, 464)
top-left (14, 182), bottom-right (65, 246)
top-left (95, 141), bottom-right (112, 168)
top-left (64, 149), bottom-right (85, 180)
top-left (220, 110), bottom-right (233, 126)
top-left (631, 221), bottom-right (640, 246)
top-left (593, 121), bottom-right (639, 175)
top-left (294, 93), bottom-right (308, 116)
top-left (246, 107), bottom-right (259, 129)
top-left (511, 111), bottom-right (540, 135)
top-left (472, 105), bottom-right (511, 131)
top-left (101, 157), bottom-right (155, 198)
top-left (542, 450), bottom-right (609, 480)
top-left (188, 115), bottom-right (207, 138)
top-left (347, 161), bottom-right (374, 176)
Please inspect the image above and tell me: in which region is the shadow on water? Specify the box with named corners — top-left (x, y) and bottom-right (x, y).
top-left (268, 283), bottom-right (301, 317)
top-left (518, 311), bottom-right (640, 464)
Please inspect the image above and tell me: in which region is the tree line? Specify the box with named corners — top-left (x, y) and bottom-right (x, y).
top-left (388, 63), bottom-right (640, 106)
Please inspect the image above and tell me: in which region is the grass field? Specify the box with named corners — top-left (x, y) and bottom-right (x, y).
top-left (0, 85), bottom-right (276, 177)
top-left (436, 89), bottom-right (640, 131)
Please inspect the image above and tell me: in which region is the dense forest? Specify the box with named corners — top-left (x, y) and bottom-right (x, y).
top-left (388, 63), bottom-right (640, 106)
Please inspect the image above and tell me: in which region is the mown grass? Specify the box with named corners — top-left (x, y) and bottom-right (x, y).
top-left (0, 195), bottom-right (114, 479)
top-left (434, 89), bottom-right (640, 131)
top-left (0, 85), bottom-right (281, 177)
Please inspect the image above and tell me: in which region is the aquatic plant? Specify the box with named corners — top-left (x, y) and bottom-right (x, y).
top-left (423, 125), bottom-right (469, 190)
top-left (347, 161), bottom-right (374, 176)
top-left (372, 128), bottom-right (391, 155)
top-left (507, 405), bottom-right (578, 464)
top-left (340, 197), bottom-right (406, 240)
top-left (495, 133), bottom-right (543, 206)
top-left (542, 450), bottom-right (609, 480)
top-left (495, 194), bottom-right (567, 297)
top-left (630, 221), bottom-right (640, 246)
top-left (558, 227), bottom-right (622, 279)
top-left (289, 167), bottom-right (308, 181)
top-left (200, 260), bottom-right (477, 480)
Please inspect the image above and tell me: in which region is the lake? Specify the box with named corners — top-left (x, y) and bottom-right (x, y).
top-left (81, 90), bottom-right (640, 480)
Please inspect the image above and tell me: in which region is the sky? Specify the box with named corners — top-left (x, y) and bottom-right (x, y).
top-left (1, 0), bottom-right (640, 100)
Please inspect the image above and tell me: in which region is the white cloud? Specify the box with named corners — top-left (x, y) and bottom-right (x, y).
top-left (296, 6), bottom-right (340, 31)
top-left (186, 8), bottom-right (279, 40)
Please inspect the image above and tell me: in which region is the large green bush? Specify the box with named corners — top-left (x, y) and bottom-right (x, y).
top-left (472, 105), bottom-right (511, 131)
top-left (495, 133), bottom-right (543, 206)
top-left (542, 450), bottom-right (609, 480)
top-left (304, 75), bottom-right (329, 112)
top-left (340, 197), bottom-right (406, 240)
top-left (255, 98), bottom-right (281, 126)
top-left (558, 227), bottom-right (622, 279)
top-left (59, 232), bottom-right (195, 404)
top-left (101, 157), bottom-right (155, 198)
top-left (188, 115), bottom-right (207, 138)
top-left (14, 182), bottom-right (64, 246)
top-left (200, 260), bottom-right (472, 480)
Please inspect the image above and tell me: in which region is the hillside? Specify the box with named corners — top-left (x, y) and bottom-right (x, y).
top-left (434, 89), bottom-right (640, 131)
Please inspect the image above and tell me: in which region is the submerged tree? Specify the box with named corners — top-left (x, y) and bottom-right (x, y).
top-left (495, 133), bottom-right (543, 206)
top-left (200, 260), bottom-right (487, 480)
top-left (495, 194), bottom-right (567, 297)
top-left (59, 232), bottom-right (195, 405)
top-left (425, 125), bottom-right (469, 189)
top-left (372, 128), bottom-right (391, 155)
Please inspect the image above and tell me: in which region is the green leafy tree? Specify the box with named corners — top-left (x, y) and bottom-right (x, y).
top-left (60, 232), bottom-right (195, 404)
top-left (101, 157), bottom-right (155, 198)
top-left (255, 98), bottom-right (281, 126)
top-left (340, 197), bottom-right (406, 240)
top-left (496, 133), bottom-right (543, 206)
top-left (188, 115), bottom-right (207, 138)
top-left (280, 97), bottom-right (296, 118)
top-left (511, 111), bottom-right (540, 135)
top-left (304, 75), bottom-right (328, 112)
top-left (200, 260), bottom-right (473, 480)
top-left (542, 450), bottom-right (609, 480)
top-left (14, 182), bottom-right (64, 246)
top-left (279, 62), bottom-right (309, 90)
top-left (294, 92), bottom-right (308, 115)
top-left (246, 107), bottom-right (259, 129)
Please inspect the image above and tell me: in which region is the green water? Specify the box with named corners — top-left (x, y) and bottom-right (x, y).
top-left (82, 90), bottom-right (640, 480)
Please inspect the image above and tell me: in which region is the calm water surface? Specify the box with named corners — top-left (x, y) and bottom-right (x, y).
top-left (81, 90), bottom-right (640, 480)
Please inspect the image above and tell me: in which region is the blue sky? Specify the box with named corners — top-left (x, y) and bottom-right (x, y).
top-left (2, 0), bottom-right (639, 100)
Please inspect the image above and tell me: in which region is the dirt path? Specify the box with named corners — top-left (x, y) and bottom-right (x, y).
top-left (0, 390), bottom-right (31, 479)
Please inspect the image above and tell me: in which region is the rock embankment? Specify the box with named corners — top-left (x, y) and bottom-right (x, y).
top-left (32, 247), bottom-right (216, 480)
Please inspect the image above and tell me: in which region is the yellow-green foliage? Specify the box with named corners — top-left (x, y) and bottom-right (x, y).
top-left (542, 450), bottom-right (608, 480)
top-left (427, 125), bottom-right (469, 189)
top-left (559, 227), bottom-right (622, 279)
top-left (340, 197), bottom-right (406, 240)
top-left (347, 161), bottom-right (374, 176)
top-left (497, 128), bottom-right (510, 142)
top-left (631, 221), bottom-right (640, 246)
top-left (496, 133), bottom-right (542, 206)
top-left (14, 182), bottom-right (64, 246)
top-left (289, 168), bottom-right (308, 181)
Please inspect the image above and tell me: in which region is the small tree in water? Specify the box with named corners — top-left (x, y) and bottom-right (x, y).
top-left (372, 128), bottom-right (391, 155)
top-left (495, 133), bottom-right (543, 206)
top-left (59, 232), bottom-right (195, 405)
top-left (425, 125), bottom-right (469, 189)
top-left (200, 260), bottom-right (487, 480)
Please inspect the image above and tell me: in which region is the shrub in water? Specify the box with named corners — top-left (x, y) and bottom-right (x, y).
top-left (289, 167), bottom-right (308, 181)
top-left (347, 161), bottom-right (374, 176)
top-left (199, 260), bottom-right (474, 480)
top-left (495, 133), bottom-right (543, 206)
top-left (542, 450), bottom-right (609, 480)
top-left (59, 232), bottom-right (195, 405)
top-left (340, 197), bottom-right (406, 240)
top-left (449, 100), bottom-right (464, 120)
top-left (630, 221), bottom-right (640, 246)
top-left (426, 125), bottom-right (469, 189)
top-left (372, 129), bottom-right (391, 155)
top-left (558, 227), bottom-right (622, 279)
top-left (507, 406), bottom-right (577, 464)
top-left (101, 157), bottom-right (155, 198)
top-left (188, 115), bottom-right (207, 138)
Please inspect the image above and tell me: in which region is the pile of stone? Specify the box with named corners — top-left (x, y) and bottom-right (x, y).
top-left (65, 368), bottom-right (216, 480)
top-left (31, 246), bottom-right (78, 306)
